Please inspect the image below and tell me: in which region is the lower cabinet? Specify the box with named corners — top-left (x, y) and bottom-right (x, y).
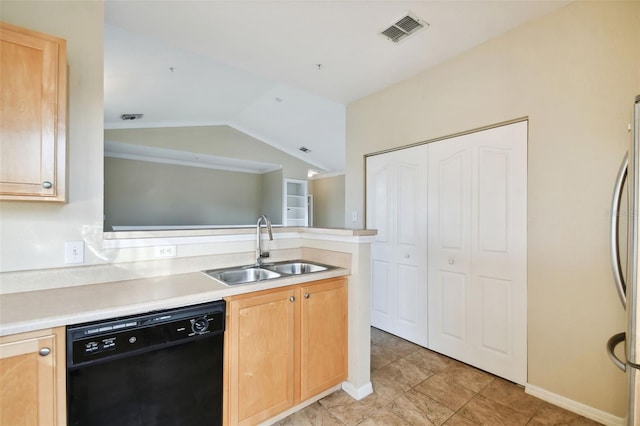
top-left (0, 327), bottom-right (66, 426)
top-left (225, 277), bottom-right (347, 425)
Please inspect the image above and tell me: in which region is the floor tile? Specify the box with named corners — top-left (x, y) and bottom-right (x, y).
top-left (480, 378), bottom-right (542, 417)
top-left (390, 388), bottom-right (454, 425)
top-left (371, 327), bottom-right (419, 356)
top-left (458, 394), bottom-right (529, 425)
top-left (278, 328), bottom-right (604, 426)
top-left (320, 390), bottom-right (356, 410)
top-left (323, 391), bottom-right (387, 426)
top-left (375, 356), bottom-right (432, 392)
top-left (528, 400), bottom-right (600, 425)
top-left (443, 413), bottom-right (480, 425)
top-left (402, 347), bottom-right (453, 374)
top-left (370, 343), bottom-right (402, 370)
top-left (273, 402), bottom-right (344, 426)
top-left (441, 362), bottom-right (494, 393)
top-left (355, 409), bottom-right (413, 426)
top-left (414, 372), bottom-right (477, 411)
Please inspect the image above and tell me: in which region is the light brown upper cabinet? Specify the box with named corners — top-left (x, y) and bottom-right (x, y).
top-left (0, 22), bottom-right (67, 202)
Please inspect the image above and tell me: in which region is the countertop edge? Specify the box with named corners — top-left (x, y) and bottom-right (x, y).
top-left (0, 267), bottom-right (349, 337)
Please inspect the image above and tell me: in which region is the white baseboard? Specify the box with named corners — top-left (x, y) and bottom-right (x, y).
top-left (525, 384), bottom-right (625, 426)
top-left (342, 381), bottom-right (373, 400)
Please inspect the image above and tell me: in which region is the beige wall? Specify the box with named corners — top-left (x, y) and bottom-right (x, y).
top-left (346, 1), bottom-right (640, 417)
top-left (261, 169), bottom-right (284, 223)
top-left (105, 125), bottom-right (315, 180)
top-left (310, 175), bottom-right (346, 228)
top-left (0, 1), bottom-right (105, 272)
top-left (104, 157), bottom-right (282, 229)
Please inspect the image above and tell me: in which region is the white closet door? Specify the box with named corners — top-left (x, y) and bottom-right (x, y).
top-left (366, 146), bottom-right (429, 346)
top-left (428, 121), bottom-right (527, 385)
top-left (426, 141), bottom-right (473, 357)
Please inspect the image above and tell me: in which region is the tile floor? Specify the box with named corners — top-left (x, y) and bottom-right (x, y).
top-left (276, 327), bottom-right (602, 425)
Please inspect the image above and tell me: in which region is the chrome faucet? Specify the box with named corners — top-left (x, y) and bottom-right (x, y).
top-left (256, 214), bottom-right (273, 266)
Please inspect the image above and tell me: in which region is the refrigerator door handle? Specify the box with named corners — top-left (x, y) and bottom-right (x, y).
top-left (610, 153), bottom-right (628, 308)
top-left (607, 332), bottom-right (627, 372)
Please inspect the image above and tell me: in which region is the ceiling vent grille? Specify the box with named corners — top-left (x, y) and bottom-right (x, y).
top-left (380, 13), bottom-right (428, 43)
top-left (121, 113), bottom-right (144, 121)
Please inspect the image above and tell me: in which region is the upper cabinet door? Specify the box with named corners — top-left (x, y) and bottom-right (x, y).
top-left (0, 22), bottom-right (67, 201)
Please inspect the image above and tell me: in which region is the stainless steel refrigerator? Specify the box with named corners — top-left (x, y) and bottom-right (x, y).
top-left (607, 95), bottom-right (640, 425)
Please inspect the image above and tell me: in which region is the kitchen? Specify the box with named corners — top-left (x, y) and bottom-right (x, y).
top-left (1, 1), bottom-right (639, 425)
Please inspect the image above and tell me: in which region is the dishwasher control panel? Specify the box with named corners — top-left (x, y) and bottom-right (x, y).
top-left (67, 301), bottom-right (225, 367)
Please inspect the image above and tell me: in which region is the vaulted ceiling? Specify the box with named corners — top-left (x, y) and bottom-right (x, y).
top-left (104, 0), bottom-right (570, 174)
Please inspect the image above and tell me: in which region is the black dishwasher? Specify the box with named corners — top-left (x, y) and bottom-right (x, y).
top-left (66, 300), bottom-right (225, 426)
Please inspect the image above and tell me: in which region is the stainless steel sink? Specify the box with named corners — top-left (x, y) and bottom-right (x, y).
top-left (203, 260), bottom-right (332, 286)
top-left (204, 267), bottom-right (281, 285)
top-left (267, 262), bottom-right (328, 275)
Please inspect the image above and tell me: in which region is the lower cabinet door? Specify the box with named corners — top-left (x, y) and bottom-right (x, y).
top-left (226, 288), bottom-right (296, 426)
top-left (0, 328), bottom-right (65, 426)
top-left (300, 278), bottom-right (348, 401)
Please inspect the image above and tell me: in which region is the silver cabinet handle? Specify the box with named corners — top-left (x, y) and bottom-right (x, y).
top-left (42, 181), bottom-right (52, 189)
top-left (606, 332), bottom-right (626, 372)
top-left (610, 153), bottom-right (628, 308)
top-left (289, 296), bottom-right (295, 302)
top-left (39, 347), bottom-right (51, 357)
top-left (304, 293), bottom-right (310, 299)
top-left (448, 257), bottom-right (455, 265)
top-left (404, 254), bottom-right (410, 259)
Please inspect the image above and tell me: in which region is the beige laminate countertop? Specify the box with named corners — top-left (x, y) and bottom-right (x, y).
top-left (0, 266), bottom-right (348, 336)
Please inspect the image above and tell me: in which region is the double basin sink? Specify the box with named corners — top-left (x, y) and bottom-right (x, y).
top-left (203, 260), bottom-right (332, 285)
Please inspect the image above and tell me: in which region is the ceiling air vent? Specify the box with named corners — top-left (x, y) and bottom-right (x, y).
top-left (121, 114), bottom-right (144, 121)
top-left (380, 12), bottom-right (428, 43)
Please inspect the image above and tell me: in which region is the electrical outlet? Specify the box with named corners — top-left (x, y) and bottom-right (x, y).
top-left (154, 245), bottom-right (177, 258)
top-left (65, 241), bottom-right (85, 264)
top-left (351, 210), bottom-right (358, 222)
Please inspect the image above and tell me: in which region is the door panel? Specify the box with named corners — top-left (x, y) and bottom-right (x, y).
top-left (397, 163), bottom-right (418, 246)
top-left (478, 276), bottom-right (511, 355)
top-left (366, 145), bottom-right (429, 347)
top-left (428, 140), bottom-right (472, 358)
top-left (226, 289), bottom-right (296, 426)
top-left (477, 148), bottom-right (509, 253)
top-left (300, 279), bottom-right (348, 400)
top-left (371, 259), bottom-right (392, 330)
top-left (396, 263), bottom-right (419, 337)
top-left (429, 121), bottom-right (527, 385)
top-left (372, 168), bottom-right (390, 243)
top-left (439, 152), bottom-right (467, 250)
top-left (440, 271), bottom-right (467, 342)
top-left (470, 122), bottom-right (527, 384)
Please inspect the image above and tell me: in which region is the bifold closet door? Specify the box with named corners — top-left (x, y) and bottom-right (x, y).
top-left (427, 121), bottom-right (527, 385)
top-left (366, 145), bottom-right (429, 347)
